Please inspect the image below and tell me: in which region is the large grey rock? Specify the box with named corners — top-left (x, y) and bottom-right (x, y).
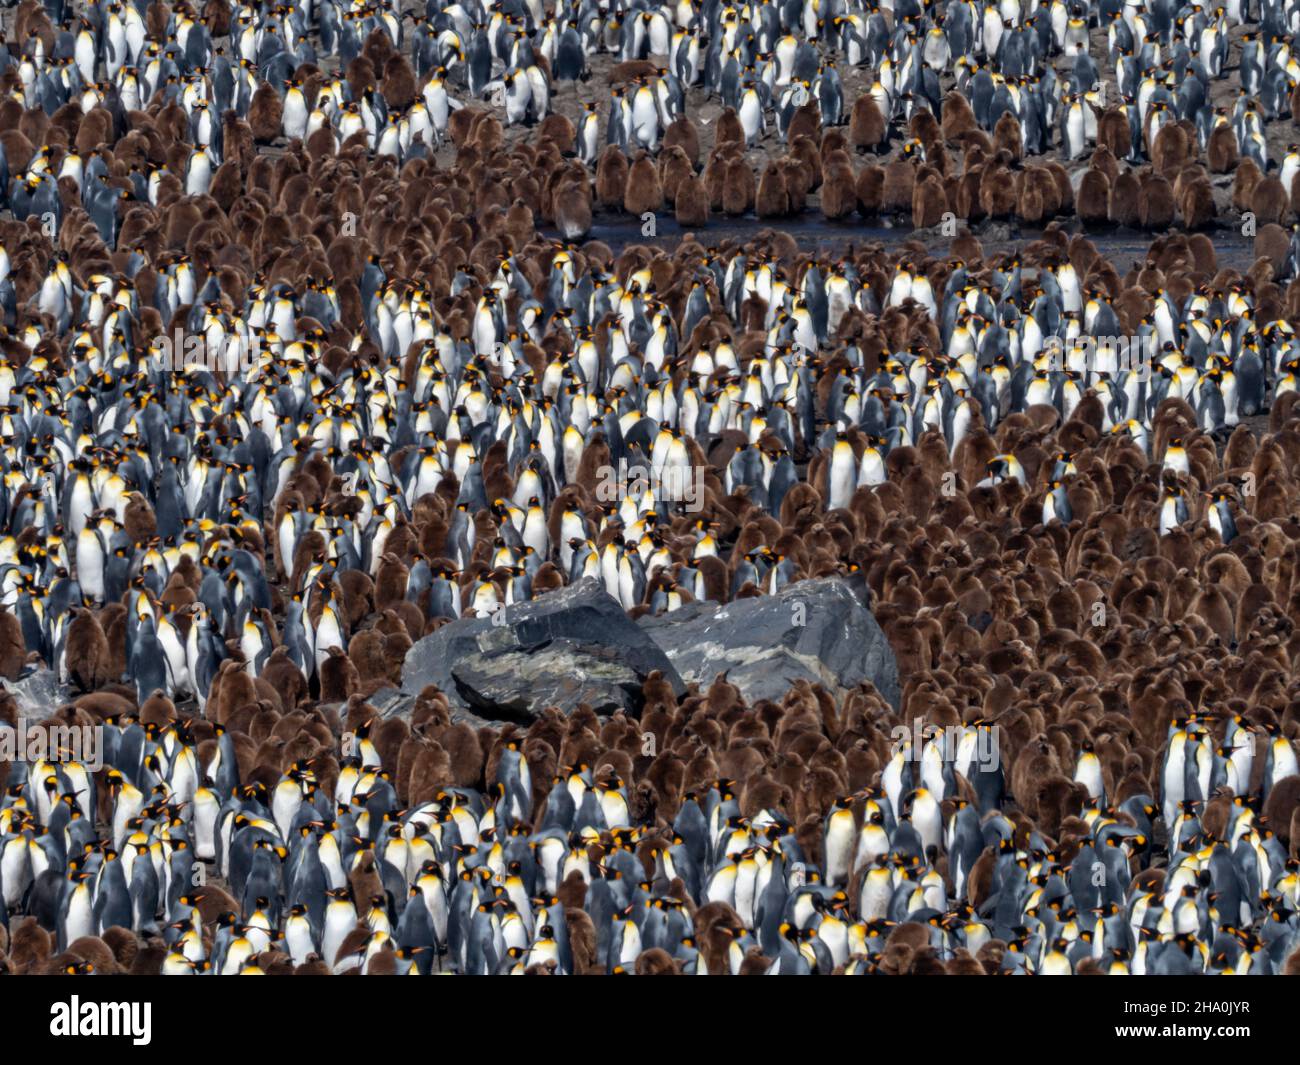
top-left (1, 669), bottom-right (69, 724)
top-left (400, 578), bottom-right (685, 722)
top-left (636, 578), bottom-right (900, 708)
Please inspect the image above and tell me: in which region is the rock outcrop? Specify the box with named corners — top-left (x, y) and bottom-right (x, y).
top-left (400, 578), bottom-right (685, 721)
top-left (637, 578), bottom-right (900, 709)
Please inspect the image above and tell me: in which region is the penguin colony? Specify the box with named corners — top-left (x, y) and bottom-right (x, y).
top-left (14, 0), bottom-right (1300, 238)
top-left (0, 0), bottom-right (1298, 978)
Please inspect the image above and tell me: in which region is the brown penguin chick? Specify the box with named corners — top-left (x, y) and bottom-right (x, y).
top-left (550, 868), bottom-right (588, 916)
top-left (977, 161), bottom-right (1013, 219)
top-left (732, 944), bottom-right (772, 975)
top-left (371, 717), bottom-right (410, 775)
top-left (213, 659), bottom-right (260, 726)
top-left (694, 555), bottom-right (731, 604)
top-left (251, 949), bottom-right (293, 977)
top-left (941, 91), bottom-right (979, 142)
top-left (342, 698), bottom-right (380, 737)
top-left (1233, 156), bottom-right (1262, 211)
top-left (954, 164), bottom-right (983, 220)
top-left (1086, 144), bottom-right (1119, 187)
top-left (319, 644), bottom-right (360, 703)
top-left (248, 82), bottom-right (284, 143)
top-left (672, 170), bottom-right (709, 227)
top-left (644, 750), bottom-right (687, 817)
top-left (364, 948), bottom-right (399, 976)
top-left (501, 198), bottom-right (536, 248)
top-left (564, 906), bottom-right (599, 974)
top-left (635, 947), bottom-right (680, 974)
top-left (714, 107), bottom-right (745, 146)
top-left (909, 946), bottom-right (948, 975)
top-left (1152, 122), bottom-right (1192, 176)
top-left (973, 939), bottom-right (1007, 974)
top-left (122, 492), bottom-right (157, 543)
top-left (128, 938), bottom-right (167, 975)
top-left (373, 553), bottom-right (410, 611)
top-left (382, 600), bottom-right (423, 650)
top-left (787, 101), bottom-right (822, 145)
top-left (260, 646), bottom-right (308, 709)
top-left (63, 935), bottom-right (120, 975)
top-left (72, 689), bottom-right (135, 728)
top-left (1046, 163), bottom-right (1075, 215)
top-left (7, 917), bottom-right (52, 974)
top-left (595, 144), bottom-right (630, 207)
top-left (1015, 169), bottom-right (1045, 224)
top-left (912, 172), bottom-right (948, 227)
top-left (694, 901), bottom-right (746, 975)
top-left (380, 52), bottom-right (417, 110)
top-left (992, 112), bottom-right (1022, 159)
top-left (755, 161), bottom-right (791, 218)
top-left (138, 690), bottom-right (176, 727)
top-left (821, 153), bottom-right (858, 220)
top-left (1109, 170), bottom-right (1141, 227)
top-left (406, 740), bottom-right (453, 804)
top-left (1138, 172), bottom-right (1176, 229)
top-left (1077, 168), bottom-right (1111, 225)
top-left (445, 106), bottom-right (478, 149)
top-left (849, 94), bottom-right (887, 153)
top-left (302, 449), bottom-right (341, 497)
top-left (721, 157), bottom-right (755, 215)
top-left (438, 719), bottom-right (486, 787)
top-left (662, 115), bottom-right (701, 167)
top-left (1197, 793), bottom-right (1236, 843)
top-left (874, 937), bottom-right (918, 976)
top-left (346, 848), bottom-right (385, 912)
top-left (98, 924), bottom-right (145, 971)
top-left (552, 170), bottom-right (593, 241)
top-left (1251, 175), bottom-right (1289, 226)
top-left (71, 106), bottom-right (110, 154)
top-left (624, 151), bottom-right (664, 216)
top-left (658, 144), bottom-right (694, 203)
top-left (1097, 109), bottom-right (1131, 159)
top-left (703, 147), bottom-right (731, 207)
top-left (789, 135), bottom-right (822, 190)
top-left (290, 532), bottom-right (328, 587)
top-left (1010, 736), bottom-right (1063, 821)
top-left (249, 727), bottom-right (289, 781)
top-left (293, 955), bottom-right (332, 976)
top-left (881, 155), bottom-right (916, 212)
top-left (0, 605), bottom-right (24, 680)
top-left (946, 948), bottom-right (987, 975)
top-left (1207, 123), bottom-right (1238, 173)
top-left (856, 164), bottom-right (885, 215)
top-left (64, 608), bottom-right (111, 692)
top-left (1263, 775), bottom-right (1300, 845)
top-left (642, 671), bottom-right (679, 718)
top-left (200, 0), bottom-right (232, 34)
top-left (1256, 222), bottom-right (1291, 278)
top-left (346, 629), bottom-right (392, 686)
top-left (1179, 175), bottom-right (1215, 229)
top-left (979, 164), bottom-right (1018, 218)
top-left (160, 568), bottom-right (197, 611)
